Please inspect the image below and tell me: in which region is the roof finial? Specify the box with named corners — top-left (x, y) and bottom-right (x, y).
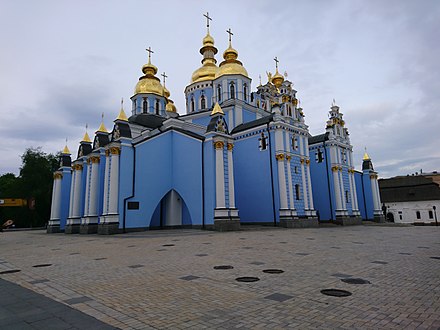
top-left (121, 97), bottom-right (124, 108)
top-left (97, 112), bottom-right (108, 133)
top-left (146, 46), bottom-right (154, 64)
top-left (62, 138), bottom-right (71, 155)
top-left (116, 98), bottom-right (128, 122)
top-left (363, 147), bottom-right (371, 160)
top-left (226, 28), bottom-right (233, 46)
top-left (332, 98), bottom-right (336, 107)
top-left (259, 74), bottom-right (262, 86)
top-left (274, 56), bottom-right (279, 71)
top-left (203, 12), bottom-right (212, 33)
top-left (161, 72), bottom-right (168, 87)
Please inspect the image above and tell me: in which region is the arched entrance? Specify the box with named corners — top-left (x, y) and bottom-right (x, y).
top-left (149, 190), bottom-right (192, 228)
top-left (387, 212), bottom-right (394, 223)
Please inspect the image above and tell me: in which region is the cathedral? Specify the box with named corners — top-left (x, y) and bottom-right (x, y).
top-left (48, 16), bottom-right (383, 234)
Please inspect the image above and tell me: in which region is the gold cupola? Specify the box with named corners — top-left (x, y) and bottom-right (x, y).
top-left (215, 29), bottom-right (249, 79)
top-left (134, 47), bottom-right (165, 96)
top-left (191, 16), bottom-right (219, 83)
top-left (62, 144), bottom-right (71, 155)
top-left (166, 99), bottom-right (177, 113)
top-left (81, 125), bottom-right (92, 143)
top-left (115, 99), bottom-right (128, 122)
top-left (271, 57), bottom-right (284, 88)
top-left (96, 113), bottom-right (108, 133)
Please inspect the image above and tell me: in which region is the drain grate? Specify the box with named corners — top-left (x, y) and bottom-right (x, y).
top-left (236, 277), bottom-right (260, 282)
top-left (195, 254), bottom-right (208, 257)
top-left (341, 278), bottom-right (370, 285)
top-left (213, 265), bottom-right (234, 270)
top-left (263, 269), bottom-right (284, 274)
top-left (94, 257), bottom-right (107, 260)
top-left (162, 244), bottom-right (175, 247)
top-left (430, 257), bottom-right (440, 260)
top-left (32, 264), bottom-right (52, 268)
top-left (321, 289), bottom-right (352, 297)
top-left (371, 261), bottom-right (388, 265)
top-left (0, 269), bottom-right (21, 274)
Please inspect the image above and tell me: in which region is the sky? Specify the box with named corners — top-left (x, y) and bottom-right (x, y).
top-left (0, 0), bottom-right (439, 178)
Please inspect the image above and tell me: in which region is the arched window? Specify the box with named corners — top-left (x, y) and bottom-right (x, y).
top-left (345, 190), bottom-right (350, 203)
top-left (230, 82), bottom-right (235, 99)
top-left (217, 85), bottom-right (222, 102)
top-left (243, 83), bottom-right (248, 101)
top-left (317, 149), bottom-right (324, 163)
top-left (191, 96), bottom-right (195, 112)
top-left (287, 105), bottom-right (292, 117)
top-left (155, 99), bottom-right (160, 114)
top-left (142, 98), bottom-right (147, 113)
top-left (295, 184), bottom-right (301, 200)
top-left (200, 95), bottom-right (206, 110)
top-left (133, 99), bottom-right (137, 115)
top-left (416, 211), bottom-right (421, 219)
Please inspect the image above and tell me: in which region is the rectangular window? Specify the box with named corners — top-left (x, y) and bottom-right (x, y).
top-left (429, 210), bottom-right (433, 219)
top-left (416, 211), bottom-right (421, 219)
top-left (127, 202), bottom-right (139, 210)
top-left (295, 184), bottom-right (301, 200)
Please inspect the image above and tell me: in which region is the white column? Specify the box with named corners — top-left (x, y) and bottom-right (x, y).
top-left (333, 167), bottom-right (343, 211)
top-left (68, 170), bottom-right (76, 218)
top-left (108, 147), bottom-right (120, 214)
top-left (286, 157), bottom-right (295, 210)
top-left (83, 163), bottom-right (91, 217)
top-left (72, 165), bottom-right (82, 218)
top-left (214, 141), bottom-right (225, 208)
top-left (306, 162), bottom-right (314, 210)
top-left (339, 169), bottom-right (347, 209)
top-left (50, 174), bottom-right (62, 221)
top-left (227, 143), bottom-right (235, 208)
top-left (373, 175), bottom-right (382, 211)
top-left (370, 174), bottom-right (380, 211)
top-left (102, 151), bottom-right (110, 215)
top-left (88, 156), bottom-right (100, 217)
top-left (301, 160), bottom-right (309, 210)
top-left (277, 154), bottom-right (288, 210)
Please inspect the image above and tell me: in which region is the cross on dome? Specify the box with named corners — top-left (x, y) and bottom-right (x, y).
top-left (146, 46), bottom-right (154, 63)
top-left (161, 72), bottom-right (168, 86)
top-left (226, 28), bottom-right (234, 45)
top-left (274, 56), bottom-right (279, 70)
top-left (203, 12), bottom-right (212, 32)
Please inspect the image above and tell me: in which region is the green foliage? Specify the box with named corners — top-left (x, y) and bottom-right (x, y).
top-left (0, 147), bottom-right (59, 228)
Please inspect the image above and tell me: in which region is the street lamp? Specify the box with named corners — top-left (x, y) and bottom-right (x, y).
top-left (433, 206), bottom-right (438, 227)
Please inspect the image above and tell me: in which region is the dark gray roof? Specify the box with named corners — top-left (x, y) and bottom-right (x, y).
top-left (231, 114), bottom-right (273, 134)
top-left (308, 132), bottom-right (329, 145)
top-left (379, 176), bottom-right (440, 202)
top-left (129, 113), bottom-right (166, 129)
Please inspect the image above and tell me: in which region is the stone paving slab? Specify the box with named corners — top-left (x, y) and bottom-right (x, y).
top-left (0, 225), bottom-right (439, 329)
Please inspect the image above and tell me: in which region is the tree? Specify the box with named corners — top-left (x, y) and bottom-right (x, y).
top-left (0, 147), bottom-right (59, 228)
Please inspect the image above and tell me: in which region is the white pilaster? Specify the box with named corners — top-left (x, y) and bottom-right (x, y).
top-left (301, 160), bottom-right (309, 210)
top-left (214, 141), bottom-right (225, 208)
top-left (50, 173), bottom-right (62, 221)
top-left (306, 161), bottom-right (314, 210)
top-left (276, 154), bottom-right (288, 210)
top-left (333, 167), bottom-right (343, 211)
top-left (227, 143), bottom-right (235, 208)
top-left (102, 151), bottom-right (110, 215)
top-left (71, 164), bottom-right (83, 218)
top-left (68, 170), bottom-right (75, 218)
top-left (108, 148), bottom-right (120, 214)
top-left (286, 157), bottom-right (294, 210)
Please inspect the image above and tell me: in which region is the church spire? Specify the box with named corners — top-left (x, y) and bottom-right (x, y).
top-left (96, 113), bottom-right (108, 133)
top-left (81, 124), bottom-right (92, 143)
top-left (115, 98), bottom-right (128, 122)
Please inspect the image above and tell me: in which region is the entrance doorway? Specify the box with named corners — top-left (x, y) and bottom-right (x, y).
top-left (387, 212), bottom-right (394, 223)
top-left (150, 190), bottom-right (191, 228)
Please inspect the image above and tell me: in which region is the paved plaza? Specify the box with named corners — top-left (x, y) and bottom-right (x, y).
top-left (0, 224), bottom-right (439, 329)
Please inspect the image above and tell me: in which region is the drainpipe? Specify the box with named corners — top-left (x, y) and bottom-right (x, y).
top-left (324, 142), bottom-right (334, 221)
top-left (267, 123), bottom-right (277, 226)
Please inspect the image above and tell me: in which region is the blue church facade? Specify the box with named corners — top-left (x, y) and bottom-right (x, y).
top-left (48, 19), bottom-right (383, 234)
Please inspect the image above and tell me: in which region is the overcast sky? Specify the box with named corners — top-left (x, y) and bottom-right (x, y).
top-left (0, 0), bottom-right (439, 178)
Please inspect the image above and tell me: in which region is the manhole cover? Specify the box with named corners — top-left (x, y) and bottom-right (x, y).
top-left (430, 257), bottom-right (440, 260)
top-left (214, 265), bottom-right (234, 270)
top-left (162, 244), bottom-right (175, 247)
top-left (341, 278), bottom-right (370, 285)
top-left (0, 269), bottom-right (21, 274)
top-left (263, 269), bottom-right (284, 274)
top-left (236, 277), bottom-right (260, 282)
top-left (32, 264), bottom-right (52, 268)
top-left (321, 289), bottom-right (352, 297)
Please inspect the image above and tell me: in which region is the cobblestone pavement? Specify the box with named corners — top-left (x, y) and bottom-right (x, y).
top-left (0, 225), bottom-right (439, 329)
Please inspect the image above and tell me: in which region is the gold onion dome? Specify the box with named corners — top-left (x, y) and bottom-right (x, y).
top-left (215, 41), bottom-right (248, 79)
top-left (191, 32), bottom-right (219, 83)
top-left (271, 69), bottom-right (284, 88)
top-left (166, 99), bottom-right (177, 112)
top-left (135, 57), bottom-right (165, 96)
top-left (163, 85), bottom-right (170, 98)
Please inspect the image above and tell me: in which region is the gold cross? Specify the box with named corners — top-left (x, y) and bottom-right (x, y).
top-left (226, 28), bottom-right (233, 44)
top-left (274, 56), bottom-right (279, 70)
top-left (203, 12), bottom-right (212, 31)
top-left (146, 46), bottom-right (154, 62)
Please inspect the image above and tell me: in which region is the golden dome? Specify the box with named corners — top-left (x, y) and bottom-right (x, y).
top-left (215, 43), bottom-right (248, 79)
top-left (271, 69), bottom-right (284, 88)
top-left (191, 32), bottom-right (219, 83)
top-left (81, 131), bottom-right (91, 143)
top-left (62, 144), bottom-right (71, 155)
top-left (134, 58), bottom-right (165, 96)
top-left (163, 86), bottom-right (170, 98)
top-left (166, 99), bottom-right (177, 112)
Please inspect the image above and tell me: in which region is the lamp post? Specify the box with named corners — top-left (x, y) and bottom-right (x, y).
top-left (433, 206), bottom-right (438, 227)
